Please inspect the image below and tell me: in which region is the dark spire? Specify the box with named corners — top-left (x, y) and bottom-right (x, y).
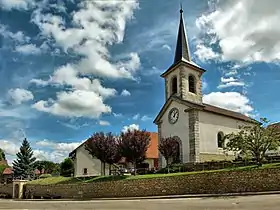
top-left (174, 5), bottom-right (191, 64)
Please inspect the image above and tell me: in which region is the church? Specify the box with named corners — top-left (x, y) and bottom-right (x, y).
top-left (153, 8), bottom-right (258, 167)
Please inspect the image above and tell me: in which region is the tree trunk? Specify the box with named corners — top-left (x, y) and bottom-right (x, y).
top-left (255, 152), bottom-right (262, 167)
top-left (133, 161), bottom-right (137, 176)
top-left (103, 162), bottom-right (106, 176)
top-left (109, 164), bottom-right (112, 176)
top-left (166, 158), bottom-right (169, 174)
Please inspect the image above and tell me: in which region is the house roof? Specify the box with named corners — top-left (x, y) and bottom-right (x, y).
top-left (146, 132), bottom-right (158, 159)
top-left (69, 139), bottom-right (88, 158)
top-left (154, 96), bottom-right (258, 124)
top-left (2, 167), bottom-right (13, 175)
top-left (35, 168), bottom-right (45, 175)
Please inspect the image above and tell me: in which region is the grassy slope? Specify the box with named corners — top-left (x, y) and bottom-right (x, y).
top-left (27, 163), bottom-right (280, 185)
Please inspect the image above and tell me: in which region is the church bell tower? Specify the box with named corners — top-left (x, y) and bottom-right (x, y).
top-left (161, 6), bottom-right (206, 104)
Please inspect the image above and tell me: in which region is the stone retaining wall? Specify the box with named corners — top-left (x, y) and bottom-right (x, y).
top-left (25, 168), bottom-right (280, 199)
top-left (0, 184), bottom-right (13, 197)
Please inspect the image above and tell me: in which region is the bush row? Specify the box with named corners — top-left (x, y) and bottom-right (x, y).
top-left (156, 159), bottom-right (280, 174)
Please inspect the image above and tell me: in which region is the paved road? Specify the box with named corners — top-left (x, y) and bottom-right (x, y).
top-left (1, 194), bottom-right (280, 210)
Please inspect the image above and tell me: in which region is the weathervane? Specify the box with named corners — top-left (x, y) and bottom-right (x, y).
top-left (180, 2), bottom-right (183, 13)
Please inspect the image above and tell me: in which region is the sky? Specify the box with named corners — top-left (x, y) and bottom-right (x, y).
top-left (0, 0), bottom-right (280, 164)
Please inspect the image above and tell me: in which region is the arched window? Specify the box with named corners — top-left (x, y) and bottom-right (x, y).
top-left (188, 75), bottom-right (196, 93)
top-left (171, 76), bottom-right (178, 95)
top-left (217, 132), bottom-right (224, 148)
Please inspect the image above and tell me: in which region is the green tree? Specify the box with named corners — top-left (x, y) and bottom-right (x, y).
top-left (224, 118), bottom-right (280, 165)
top-left (0, 148), bottom-right (6, 161)
top-left (12, 138), bottom-right (37, 179)
top-left (60, 158), bottom-right (74, 177)
top-left (34, 160), bottom-right (60, 175)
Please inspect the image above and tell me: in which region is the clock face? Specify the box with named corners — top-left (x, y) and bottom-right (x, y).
top-left (168, 108), bottom-right (179, 124)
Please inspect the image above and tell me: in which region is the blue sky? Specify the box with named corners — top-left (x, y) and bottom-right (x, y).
top-left (1, 0), bottom-right (280, 163)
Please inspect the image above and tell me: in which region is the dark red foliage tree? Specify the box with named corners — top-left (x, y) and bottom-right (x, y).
top-left (119, 129), bottom-right (151, 175)
top-left (85, 132), bottom-right (121, 175)
top-left (158, 136), bottom-right (179, 173)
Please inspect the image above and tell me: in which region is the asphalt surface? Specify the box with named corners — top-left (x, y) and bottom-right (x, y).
top-left (0, 194), bottom-right (279, 209)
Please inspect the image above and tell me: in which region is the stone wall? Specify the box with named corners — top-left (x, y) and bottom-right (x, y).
top-left (25, 168), bottom-right (280, 199)
top-left (200, 153), bottom-right (235, 162)
top-left (0, 184), bottom-right (13, 197)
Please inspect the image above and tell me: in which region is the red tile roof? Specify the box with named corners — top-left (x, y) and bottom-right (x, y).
top-left (146, 132), bottom-right (158, 159)
top-left (2, 167), bottom-right (13, 175)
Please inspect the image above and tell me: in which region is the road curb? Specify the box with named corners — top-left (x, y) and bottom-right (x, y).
top-left (7, 191), bottom-right (280, 201)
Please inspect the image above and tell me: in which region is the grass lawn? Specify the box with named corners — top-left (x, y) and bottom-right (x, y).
top-left (27, 162), bottom-right (280, 185)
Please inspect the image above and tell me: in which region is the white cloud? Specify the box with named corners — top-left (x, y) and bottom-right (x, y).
top-left (36, 139), bottom-right (81, 152)
top-left (50, 64), bottom-right (117, 99)
top-left (218, 81), bottom-right (245, 89)
top-left (194, 44), bottom-right (220, 61)
top-left (203, 92), bottom-right (253, 116)
top-left (32, 90), bottom-right (111, 119)
top-left (0, 138), bottom-right (82, 164)
top-left (34, 139), bottom-right (82, 163)
top-left (0, 24), bottom-right (30, 43)
top-left (15, 44), bottom-right (41, 55)
top-left (196, 0), bottom-right (280, 63)
top-left (99, 120), bottom-right (110, 126)
top-left (224, 69), bottom-right (238, 77)
top-left (0, 139), bottom-right (19, 157)
top-left (132, 113), bottom-right (140, 120)
top-left (34, 139), bottom-right (83, 163)
top-left (142, 66), bottom-right (162, 76)
top-left (113, 113), bottom-right (123, 118)
top-left (30, 78), bottom-right (49, 86)
top-left (141, 115), bottom-right (152, 121)
top-left (131, 114), bottom-right (152, 121)
top-left (31, 64), bottom-right (117, 118)
top-left (0, 0), bottom-right (35, 11)
top-left (202, 79), bottom-right (208, 91)
top-left (7, 88), bottom-right (34, 105)
top-left (29, 1), bottom-right (140, 119)
top-left (0, 102), bottom-right (36, 120)
top-left (122, 124), bottom-right (139, 133)
top-left (121, 89), bottom-right (131, 96)
top-left (162, 44), bottom-right (171, 51)
top-left (31, 0), bottom-right (140, 79)
top-left (218, 77), bottom-right (245, 89)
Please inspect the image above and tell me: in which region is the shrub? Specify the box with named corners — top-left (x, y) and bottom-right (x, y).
top-left (39, 174), bottom-right (52, 179)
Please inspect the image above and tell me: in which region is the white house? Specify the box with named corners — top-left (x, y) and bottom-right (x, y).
top-left (153, 8), bottom-right (258, 168)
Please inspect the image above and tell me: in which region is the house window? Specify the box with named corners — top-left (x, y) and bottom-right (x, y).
top-left (171, 76), bottom-right (178, 95)
top-left (188, 75), bottom-right (196, 93)
top-left (217, 132), bottom-right (225, 148)
top-left (83, 168), bottom-right (88, 175)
